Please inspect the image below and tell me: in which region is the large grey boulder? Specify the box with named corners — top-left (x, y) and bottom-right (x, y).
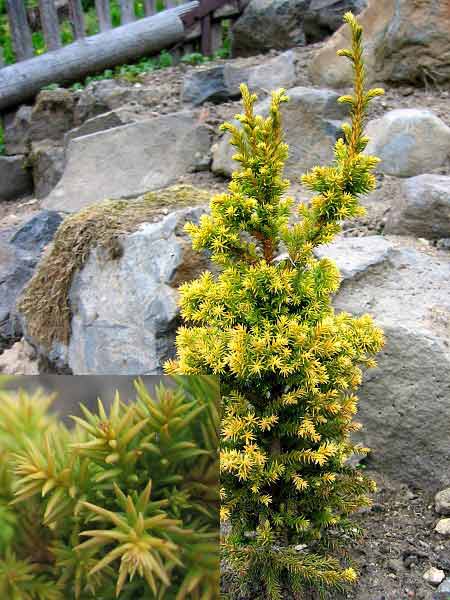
top-left (24, 206), bottom-right (210, 374)
top-left (30, 142), bottom-right (65, 199)
top-left (0, 156), bottom-right (33, 201)
top-left (0, 211), bottom-right (63, 350)
top-left (212, 86), bottom-right (347, 179)
top-left (182, 51), bottom-right (296, 106)
top-left (231, 0), bottom-right (309, 57)
top-left (2, 105), bottom-right (32, 155)
top-left (323, 236), bottom-right (450, 490)
top-left (364, 110), bottom-right (450, 178)
top-left (43, 112), bottom-right (212, 212)
top-left (385, 175), bottom-right (450, 239)
top-left (310, 0), bottom-right (450, 87)
top-left (303, 0), bottom-right (367, 43)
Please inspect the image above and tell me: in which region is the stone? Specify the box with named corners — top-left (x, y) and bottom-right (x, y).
top-left (0, 339), bottom-right (39, 375)
top-left (231, 0), bottom-right (308, 57)
top-left (9, 210), bottom-right (63, 253)
top-left (364, 110), bottom-right (450, 178)
top-left (435, 519), bottom-right (450, 537)
top-left (42, 112), bottom-right (212, 212)
top-left (309, 0), bottom-right (450, 87)
top-left (385, 175), bottom-right (450, 239)
top-left (303, 0), bottom-right (367, 43)
top-left (30, 143), bottom-right (65, 199)
top-left (323, 236), bottom-right (450, 490)
top-left (0, 156), bottom-right (33, 202)
top-left (435, 488), bottom-right (450, 516)
top-left (182, 51), bottom-right (296, 105)
top-left (2, 105), bottom-right (32, 155)
top-left (437, 579), bottom-right (450, 593)
top-left (424, 567), bottom-right (445, 587)
top-left (64, 106), bottom-right (148, 145)
top-left (30, 88), bottom-right (75, 142)
top-left (212, 86), bottom-right (347, 178)
top-left (25, 205), bottom-right (211, 374)
top-left (0, 211), bottom-right (63, 348)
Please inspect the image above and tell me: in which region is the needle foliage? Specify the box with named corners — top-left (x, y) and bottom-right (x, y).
top-left (0, 376), bottom-right (219, 600)
top-left (166, 13), bottom-right (385, 598)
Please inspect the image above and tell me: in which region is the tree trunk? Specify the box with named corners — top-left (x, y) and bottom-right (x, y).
top-left (120, 0), bottom-right (136, 24)
top-left (0, 4), bottom-right (198, 112)
top-left (39, 0), bottom-right (62, 51)
top-left (95, 0), bottom-right (112, 31)
top-left (68, 0), bottom-right (86, 38)
top-left (6, 0), bottom-right (34, 62)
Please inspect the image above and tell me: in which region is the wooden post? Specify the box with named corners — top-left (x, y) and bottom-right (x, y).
top-left (95, 0), bottom-right (112, 31)
top-left (68, 0), bottom-right (85, 38)
top-left (39, 0), bottom-right (62, 50)
top-left (210, 20), bottom-right (222, 53)
top-left (201, 13), bottom-right (211, 55)
top-left (120, 0), bottom-right (136, 23)
top-left (6, 0), bottom-right (34, 62)
top-left (143, 0), bottom-right (156, 16)
top-left (0, 3), bottom-right (199, 111)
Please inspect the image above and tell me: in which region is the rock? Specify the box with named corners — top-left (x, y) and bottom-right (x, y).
top-left (74, 79), bottom-right (169, 126)
top-left (65, 105), bottom-right (148, 145)
top-left (2, 105), bottom-right (32, 155)
top-left (435, 488), bottom-right (450, 516)
top-left (315, 236), bottom-right (393, 281)
top-left (30, 88), bottom-right (75, 142)
top-left (423, 567), bottom-right (445, 587)
top-left (387, 558), bottom-right (404, 574)
top-left (9, 210), bottom-right (63, 253)
top-left (364, 110), bottom-right (450, 178)
top-left (30, 142), bottom-right (65, 199)
top-left (42, 112), bottom-right (212, 212)
top-left (182, 51), bottom-right (296, 105)
top-left (23, 204), bottom-right (211, 374)
top-left (385, 175), bottom-right (450, 239)
top-left (436, 579), bottom-right (450, 593)
top-left (324, 236), bottom-right (450, 490)
top-left (0, 156), bottom-right (33, 202)
top-left (310, 0), bottom-right (450, 87)
top-left (435, 519), bottom-right (450, 537)
top-left (0, 211), bottom-right (62, 349)
top-left (212, 86), bottom-right (347, 178)
top-left (0, 339), bottom-right (39, 374)
top-left (231, 0), bottom-right (308, 57)
top-left (303, 0), bottom-right (367, 43)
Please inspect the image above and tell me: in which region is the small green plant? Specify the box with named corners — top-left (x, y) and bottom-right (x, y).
top-left (167, 12), bottom-right (384, 598)
top-left (0, 375), bottom-right (219, 599)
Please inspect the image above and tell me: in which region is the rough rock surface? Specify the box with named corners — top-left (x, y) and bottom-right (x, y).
top-left (303, 0), bottom-right (367, 43)
top-left (435, 488), bottom-right (450, 516)
top-left (0, 211), bottom-right (62, 349)
top-left (29, 88), bottom-right (75, 142)
top-left (364, 109), bottom-right (450, 178)
top-left (0, 339), bottom-right (39, 374)
top-left (309, 0), bottom-right (450, 87)
top-left (385, 175), bottom-right (450, 239)
top-left (26, 206), bottom-right (210, 374)
top-left (30, 143), bottom-right (66, 199)
top-left (325, 236), bottom-right (450, 490)
top-left (182, 51), bottom-right (296, 105)
top-left (43, 112), bottom-right (212, 212)
top-left (231, 0), bottom-right (309, 56)
top-left (212, 86), bottom-right (347, 178)
top-left (2, 105), bottom-right (32, 155)
top-left (0, 156), bottom-right (33, 202)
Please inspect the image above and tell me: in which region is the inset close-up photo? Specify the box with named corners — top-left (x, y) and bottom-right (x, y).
top-left (0, 375), bottom-right (219, 599)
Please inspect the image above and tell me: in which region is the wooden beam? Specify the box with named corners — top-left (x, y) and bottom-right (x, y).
top-left (68, 0), bottom-right (86, 38)
top-left (120, 0), bottom-right (136, 24)
top-left (200, 13), bottom-right (211, 55)
top-left (143, 0), bottom-right (156, 16)
top-left (39, 0), bottom-right (62, 51)
top-left (5, 0), bottom-right (34, 62)
top-left (95, 0), bottom-right (112, 31)
top-left (0, 4), bottom-right (199, 111)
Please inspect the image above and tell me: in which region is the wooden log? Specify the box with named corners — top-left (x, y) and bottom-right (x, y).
top-left (0, 4), bottom-right (198, 111)
top-left (6, 0), bottom-right (34, 62)
top-left (143, 0), bottom-right (156, 16)
top-left (210, 21), bottom-right (222, 53)
top-left (95, 0), bottom-right (112, 31)
top-left (120, 0), bottom-right (135, 24)
top-left (39, 0), bottom-right (62, 50)
top-left (68, 0), bottom-right (85, 38)
top-left (200, 13), bottom-right (211, 55)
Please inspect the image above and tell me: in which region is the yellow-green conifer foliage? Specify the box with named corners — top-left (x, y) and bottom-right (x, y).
top-left (166, 13), bottom-right (385, 598)
top-left (0, 376), bottom-right (219, 600)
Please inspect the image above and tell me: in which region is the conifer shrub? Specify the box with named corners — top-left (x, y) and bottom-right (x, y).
top-left (166, 13), bottom-right (385, 598)
top-left (0, 376), bottom-right (219, 599)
